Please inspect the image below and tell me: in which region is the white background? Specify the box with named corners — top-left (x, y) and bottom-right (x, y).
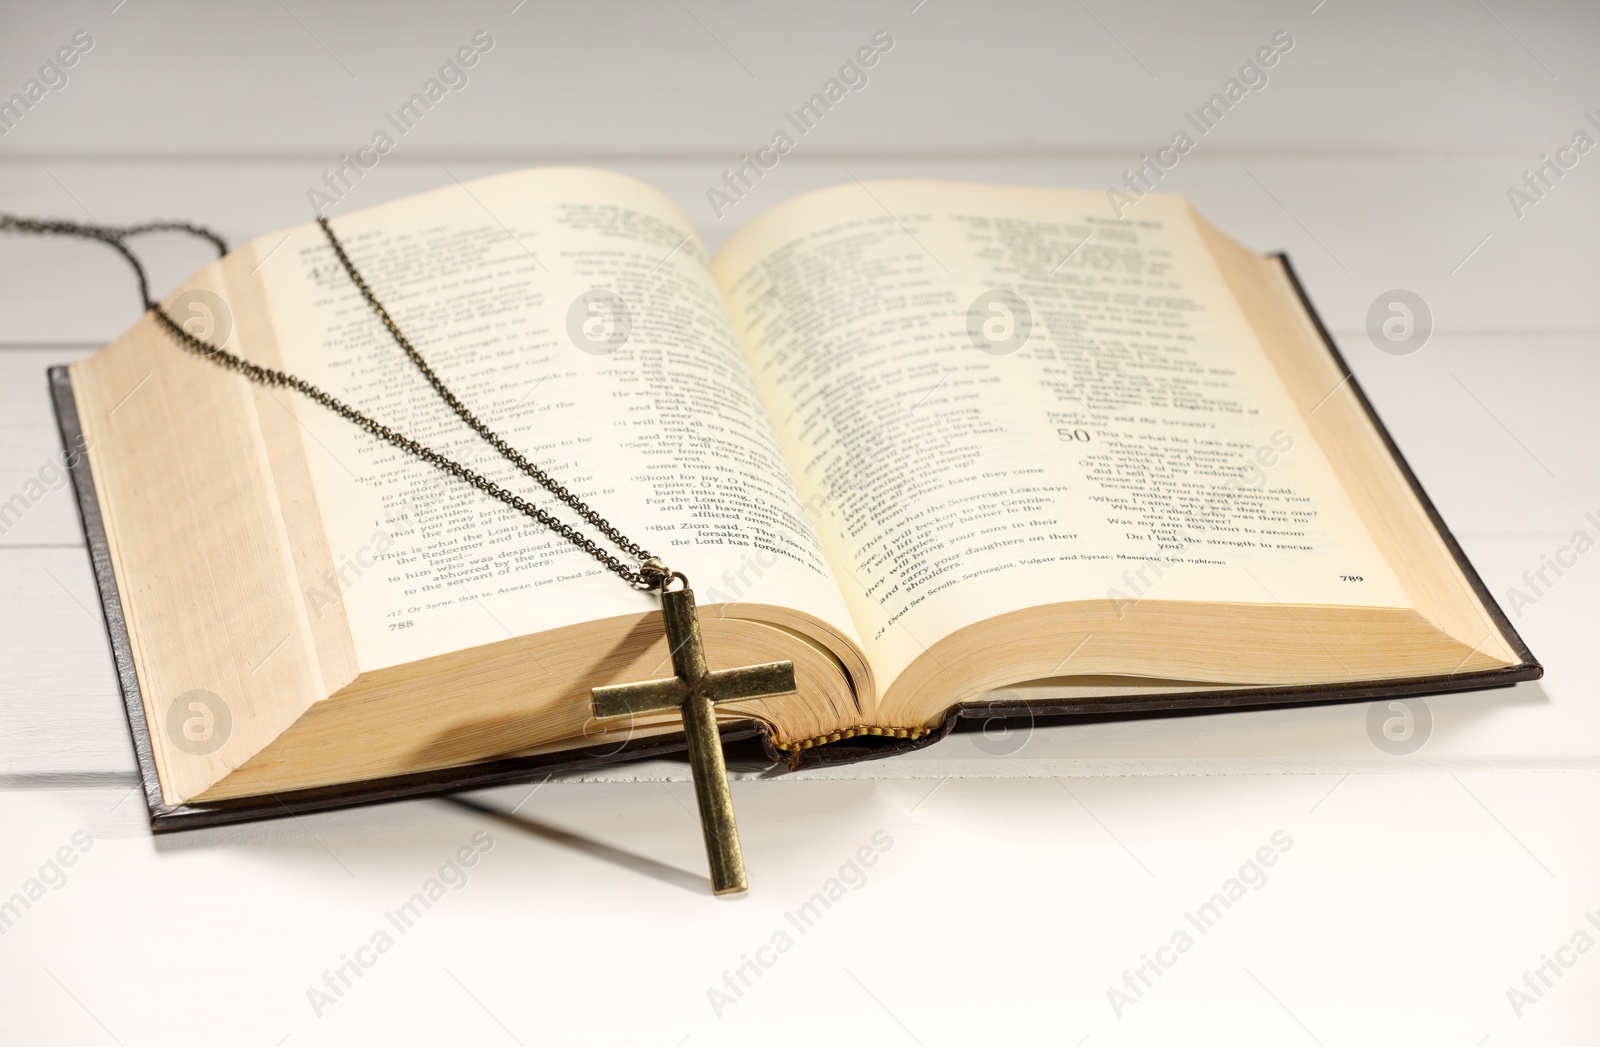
top-left (1, 1), bottom-right (1596, 1044)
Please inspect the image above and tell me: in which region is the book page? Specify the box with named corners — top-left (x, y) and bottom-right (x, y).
top-left (713, 181), bottom-right (1411, 684)
top-left (251, 168), bottom-right (858, 670)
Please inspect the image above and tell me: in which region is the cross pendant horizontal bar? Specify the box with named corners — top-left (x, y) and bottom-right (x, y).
top-left (592, 660), bottom-right (797, 719)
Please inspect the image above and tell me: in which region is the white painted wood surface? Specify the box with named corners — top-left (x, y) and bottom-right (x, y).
top-left (1, 2), bottom-right (1596, 1043)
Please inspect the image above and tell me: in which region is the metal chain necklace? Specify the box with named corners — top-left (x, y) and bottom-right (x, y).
top-left (2, 209), bottom-right (799, 895)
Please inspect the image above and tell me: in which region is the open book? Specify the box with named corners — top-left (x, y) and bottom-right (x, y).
top-left (52, 169), bottom-right (1538, 827)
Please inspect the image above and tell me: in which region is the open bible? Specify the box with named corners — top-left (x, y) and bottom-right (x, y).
top-left (50, 168), bottom-right (1538, 827)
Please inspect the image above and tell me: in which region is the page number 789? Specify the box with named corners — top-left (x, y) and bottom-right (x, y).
top-left (1339, 574), bottom-right (1364, 582)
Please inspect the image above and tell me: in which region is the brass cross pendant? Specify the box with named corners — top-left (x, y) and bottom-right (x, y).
top-left (591, 583), bottom-right (796, 894)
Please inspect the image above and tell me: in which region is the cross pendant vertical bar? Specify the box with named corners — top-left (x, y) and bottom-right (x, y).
top-left (664, 588), bottom-right (745, 894)
top-left (592, 585), bottom-right (797, 895)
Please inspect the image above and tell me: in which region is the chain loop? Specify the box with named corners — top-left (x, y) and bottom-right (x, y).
top-left (0, 211), bottom-right (668, 591)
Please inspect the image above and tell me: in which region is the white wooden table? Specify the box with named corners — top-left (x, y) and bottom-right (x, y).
top-left (2, 3), bottom-right (1597, 1043)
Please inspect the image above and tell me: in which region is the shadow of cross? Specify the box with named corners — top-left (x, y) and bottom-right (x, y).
top-left (591, 586), bottom-right (796, 895)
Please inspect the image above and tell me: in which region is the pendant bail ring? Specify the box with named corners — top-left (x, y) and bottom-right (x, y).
top-left (635, 556), bottom-right (676, 591)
